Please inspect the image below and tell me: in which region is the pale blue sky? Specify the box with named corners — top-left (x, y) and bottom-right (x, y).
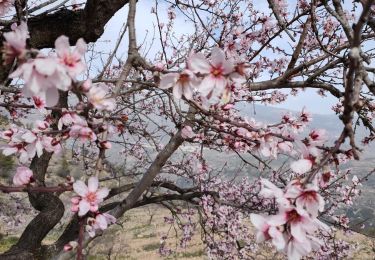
top-left (91, 0), bottom-right (367, 115)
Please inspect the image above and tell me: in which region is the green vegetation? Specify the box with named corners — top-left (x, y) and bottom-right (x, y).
top-left (56, 154), bottom-right (70, 178)
top-left (0, 236), bottom-right (18, 253)
top-left (0, 154), bottom-right (14, 179)
top-left (142, 242), bottom-right (160, 252)
top-left (180, 249), bottom-right (205, 258)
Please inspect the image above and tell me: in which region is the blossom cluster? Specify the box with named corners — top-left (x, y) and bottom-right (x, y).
top-left (68, 177), bottom-right (116, 244)
top-left (0, 121), bottom-right (61, 164)
top-left (250, 178), bottom-right (327, 259)
top-left (4, 22), bottom-right (115, 110)
top-left (159, 47), bottom-right (245, 104)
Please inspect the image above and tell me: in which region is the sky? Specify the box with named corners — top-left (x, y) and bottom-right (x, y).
top-left (81, 0), bottom-right (367, 115)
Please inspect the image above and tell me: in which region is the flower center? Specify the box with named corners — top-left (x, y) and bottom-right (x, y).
top-left (301, 190), bottom-right (317, 202)
top-left (86, 192), bottom-right (97, 203)
top-left (211, 67), bottom-right (223, 77)
top-left (64, 55), bottom-right (77, 67)
top-left (178, 73), bottom-right (190, 85)
top-left (286, 209), bottom-right (302, 223)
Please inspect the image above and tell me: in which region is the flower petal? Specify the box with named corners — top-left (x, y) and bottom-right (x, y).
top-left (96, 187), bottom-right (109, 200)
top-left (88, 176), bottom-right (99, 192)
top-left (78, 199), bottom-right (91, 216)
top-left (73, 180), bottom-right (88, 197)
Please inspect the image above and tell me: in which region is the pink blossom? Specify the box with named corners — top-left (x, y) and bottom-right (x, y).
top-left (99, 141), bottom-right (112, 149)
top-left (58, 109), bottom-right (85, 130)
top-left (33, 120), bottom-right (50, 132)
top-left (13, 167), bottom-right (33, 186)
top-left (69, 124), bottom-right (97, 142)
top-left (181, 125), bottom-right (195, 139)
top-left (0, 125), bottom-right (18, 141)
top-left (2, 143), bottom-right (29, 163)
top-left (259, 178), bottom-right (290, 207)
top-left (86, 213), bottom-right (116, 237)
top-left (290, 142), bottom-right (318, 174)
top-left (189, 47), bottom-right (234, 97)
top-left (72, 177), bottom-right (109, 216)
top-left (250, 214), bottom-right (286, 250)
top-left (308, 129), bottom-right (328, 146)
top-left (55, 35), bottom-right (87, 78)
top-left (159, 69), bottom-right (199, 100)
top-left (279, 206), bottom-right (327, 240)
top-left (10, 57), bottom-right (72, 106)
top-left (0, 0), bottom-right (14, 16)
top-left (300, 108), bottom-right (312, 123)
top-left (285, 180), bottom-right (325, 218)
top-left (33, 96), bottom-right (47, 110)
top-left (22, 131), bottom-right (44, 158)
top-left (290, 158), bottom-right (313, 175)
top-left (86, 83), bottom-right (116, 111)
top-left (352, 175), bottom-right (360, 185)
top-left (3, 21), bottom-right (29, 64)
top-left (63, 241), bottom-right (78, 252)
top-left (278, 141), bottom-right (293, 153)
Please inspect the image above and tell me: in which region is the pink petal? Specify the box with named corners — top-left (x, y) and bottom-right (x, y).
top-left (290, 222), bottom-right (306, 240)
top-left (183, 84), bottom-right (193, 100)
top-left (78, 199), bottom-right (90, 216)
top-left (96, 214), bottom-right (108, 230)
top-left (73, 180), bottom-right (88, 197)
top-left (250, 213), bottom-right (266, 230)
top-left (88, 176), bottom-right (99, 192)
top-left (45, 87), bottom-right (60, 107)
top-left (173, 84), bottom-right (183, 99)
top-left (75, 38), bottom-right (87, 55)
top-left (159, 73), bottom-right (178, 89)
top-left (22, 131), bottom-right (37, 143)
top-left (96, 187), bottom-right (109, 200)
top-left (34, 58), bottom-right (56, 76)
top-left (199, 75), bottom-right (215, 96)
top-left (269, 226), bottom-right (285, 250)
top-left (290, 159), bottom-right (312, 174)
top-left (55, 35), bottom-right (70, 58)
top-left (210, 47), bottom-right (226, 67)
top-left (188, 53), bottom-right (211, 73)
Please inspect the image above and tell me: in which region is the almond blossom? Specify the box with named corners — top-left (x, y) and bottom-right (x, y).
top-left (13, 167), bottom-right (33, 186)
top-left (290, 142), bottom-right (321, 175)
top-left (3, 21), bottom-right (29, 64)
top-left (86, 213), bottom-right (116, 237)
top-left (307, 129), bottom-right (328, 146)
top-left (72, 177), bottom-right (109, 216)
top-left (55, 35), bottom-right (87, 78)
top-left (86, 82), bottom-right (116, 111)
top-left (181, 125), bottom-right (195, 139)
top-left (32, 96), bottom-right (47, 111)
top-left (285, 180), bottom-right (325, 218)
top-left (251, 176), bottom-right (328, 260)
top-left (159, 69), bottom-right (199, 100)
top-left (250, 213), bottom-right (286, 250)
top-left (69, 124), bottom-right (97, 142)
top-left (0, 0), bottom-right (14, 16)
top-left (189, 47), bottom-right (235, 97)
top-left (58, 109), bottom-right (85, 130)
top-left (0, 123), bottom-right (61, 163)
top-left (63, 241), bottom-right (78, 252)
top-left (10, 57), bottom-right (72, 106)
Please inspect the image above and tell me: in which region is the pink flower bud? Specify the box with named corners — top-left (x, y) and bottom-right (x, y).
top-left (13, 167), bottom-right (33, 186)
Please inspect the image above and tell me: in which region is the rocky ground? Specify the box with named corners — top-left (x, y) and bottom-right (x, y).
top-left (1, 201), bottom-right (375, 259)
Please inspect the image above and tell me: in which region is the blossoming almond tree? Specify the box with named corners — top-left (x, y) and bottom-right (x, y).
top-left (0, 0), bottom-right (374, 259)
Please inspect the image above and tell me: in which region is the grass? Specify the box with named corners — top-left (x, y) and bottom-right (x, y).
top-left (133, 231), bottom-right (157, 239)
top-left (180, 249), bottom-right (205, 258)
top-left (0, 236), bottom-right (18, 253)
top-left (142, 242), bottom-right (161, 252)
